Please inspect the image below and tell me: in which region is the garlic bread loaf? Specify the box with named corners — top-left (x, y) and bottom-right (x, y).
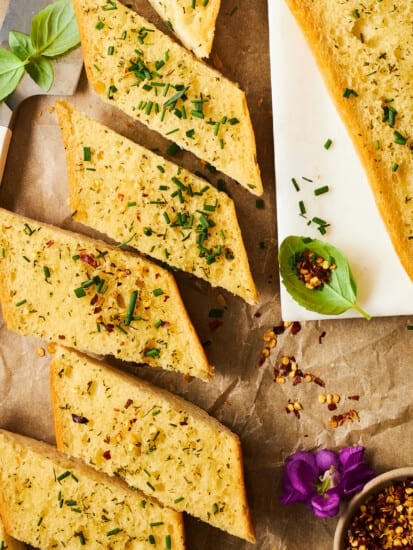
top-left (56, 101), bottom-right (258, 304)
top-left (285, 0), bottom-right (413, 281)
top-left (51, 345), bottom-right (256, 543)
top-left (0, 429), bottom-right (185, 549)
top-left (147, 0), bottom-right (220, 58)
top-left (0, 517), bottom-right (25, 550)
top-left (71, 0), bottom-right (262, 195)
top-left (0, 208), bottom-right (212, 380)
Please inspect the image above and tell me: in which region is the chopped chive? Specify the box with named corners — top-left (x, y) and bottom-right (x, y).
top-left (343, 88), bottom-right (358, 98)
top-left (147, 481), bottom-right (156, 490)
top-left (149, 534), bottom-right (156, 545)
top-left (57, 471), bottom-right (71, 482)
top-left (43, 266), bottom-right (51, 279)
top-left (298, 200), bottom-right (306, 215)
top-left (83, 147), bottom-right (91, 161)
top-left (256, 199), bottom-right (265, 209)
top-left (24, 223), bottom-right (35, 235)
top-left (37, 516), bottom-right (43, 526)
top-left (96, 20), bottom-right (105, 29)
top-left (174, 496), bottom-right (184, 503)
top-left (145, 348), bottom-right (161, 359)
top-left (314, 185), bottom-right (329, 196)
top-left (16, 299), bottom-right (27, 307)
top-left (186, 128), bottom-right (195, 139)
top-left (157, 165), bottom-right (165, 173)
top-left (166, 142), bottom-right (180, 156)
top-left (374, 139), bottom-right (380, 150)
top-left (124, 290), bottom-right (138, 326)
top-left (392, 162), bottom-right (399, 172)
top-left (150, 521), bottom-right (164, 527)
top-left (324, 138), bottom-right (333, 150)
top-left (76, 531), bottom-right (86, 545)
top-left (154, 319), bottom-right (163, 328)
top-left (209, 308), bottom-right (224, 318)
top-left (153, 288), bottom-right (164, 297)
top-left (106, 528), bottom-right (122, 536)
top-left (107, 45), bottom-right (114, 55)
top-left (291, 177), bottom-right (300, 191)
top-left (121, 30), bottom-right (127, 39)
top-left (74, 287), bottom-right (87, 298)
top-left (394, 130), bottom-right (407, 145)
top-left (165, 535), bottom-right (172, 549)
top-left (128, 201), bottom-right (137, 207)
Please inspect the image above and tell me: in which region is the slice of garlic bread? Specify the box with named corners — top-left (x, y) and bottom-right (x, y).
top-left (51, 345), bottom-right (256, 543)
top-left (0, 429), bottom-right (185, 549)
top-left (0, 207), bottom-right (212, 380)
top-left (72, 0), bottom-right (262, 195)
top-left (56, 101), bottom-right (258, 304)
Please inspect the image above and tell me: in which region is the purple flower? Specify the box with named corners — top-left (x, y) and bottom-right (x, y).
top-left (280, 446), bottom-right (375, 518)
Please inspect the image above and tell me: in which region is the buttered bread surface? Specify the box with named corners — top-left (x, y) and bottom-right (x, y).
top-left (285, 0), bottom-right (413, 280)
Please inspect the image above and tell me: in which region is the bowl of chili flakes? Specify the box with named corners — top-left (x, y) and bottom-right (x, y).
top-left (333, 467), bottom-right (413, 550)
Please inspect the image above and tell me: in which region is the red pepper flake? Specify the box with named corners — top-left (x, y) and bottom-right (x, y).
top-left (125, 399), bottom-right (133, 408)
top-left (348, 395), bottom-right (360, 401)
top-left (46, 240), bottom-right (55, 248)
top-left (58, 335), bottom-right (66, 340)
top-left (103, 450), bottom-right (111, 460)
top-left (290, 321), bottom-right (302, 335)
top-left (80, 253), bottom-right (98, 268)
top-left (117, 193), bottom-right (124, 201)
top-left (209, 319), bottom-right (223, 332)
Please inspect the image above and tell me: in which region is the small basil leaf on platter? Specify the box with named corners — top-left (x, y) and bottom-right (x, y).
top-left (9, 31), bottom-right (34, 61)
top-left (279, 235), bottom-right (370, 319)
top-left (0, 49), bottom-right (26, 101)
top-left (30, 0), bottom-right (80, 58)
top-left (26, 57), bottom-right (54, 91)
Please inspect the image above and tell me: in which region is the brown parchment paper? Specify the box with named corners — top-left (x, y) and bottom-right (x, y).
top-left (1, 1), bottom-right (413, 549)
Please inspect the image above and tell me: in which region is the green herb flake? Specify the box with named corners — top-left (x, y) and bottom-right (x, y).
top-left (83, 146), bottom-right (91, 161)
top-left (153, 288), bottom-right (164, 297)
top-left (323, 138), bottom-right (333, 150)
top-left (314, 185), bottom-right (329, 196)
top-left (106, 528), bottom-right (122, 536)
top-left (165, 535), bottom-right (172, 549)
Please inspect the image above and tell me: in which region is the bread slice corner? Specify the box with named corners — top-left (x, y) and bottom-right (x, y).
top-left (147, 0), bottom-right (221, 58)
top-left (0, 428), bottom-right (185, 549)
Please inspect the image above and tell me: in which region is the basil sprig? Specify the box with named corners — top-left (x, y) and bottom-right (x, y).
top-left (0, 0), bottom-right (80, 101)
top-left (279, 235), bottom-right (370, 319)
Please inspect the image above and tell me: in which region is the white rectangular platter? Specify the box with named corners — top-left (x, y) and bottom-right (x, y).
top-left (268, 0), bottom-right (413, 321)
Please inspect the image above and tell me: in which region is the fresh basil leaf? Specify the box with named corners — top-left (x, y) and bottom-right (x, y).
top-left (279, 235), bottom-right (370, 319)
top-left (9, 31), bottom-right (34, 61)
top-left (30, 0), bottom-right (80, 58)
top-left (26, 56), bottom-right (54, 92)
top-left (0, 49), bottom-right (26, 101)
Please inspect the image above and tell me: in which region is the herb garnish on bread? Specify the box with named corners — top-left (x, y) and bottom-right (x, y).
top-left (284, 0), bottom-right (413, 281)
top-left (147, 0), bottom-right (221, 58)
top-left (0, 429), bottom-right (185, 549)
top-left (71, 0), bottom-right (262, 195)
top-left (0, 208), bottom-right (212, 380)
top-left (51, 345), bottom-right (256, 543)
top-left (56, 101), bottom-right (258, 304)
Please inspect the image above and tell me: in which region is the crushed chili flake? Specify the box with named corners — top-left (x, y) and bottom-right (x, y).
top-left (329, 408), bottom-right (360, 428)
top-left (295, 249), bottom-right (336, 289)
top-left (344, 478), bottom-right (413, 549)
top-left (290, 321), bottom-right (302, 335)
top-left (103, 450), bottom-right (112, 460)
